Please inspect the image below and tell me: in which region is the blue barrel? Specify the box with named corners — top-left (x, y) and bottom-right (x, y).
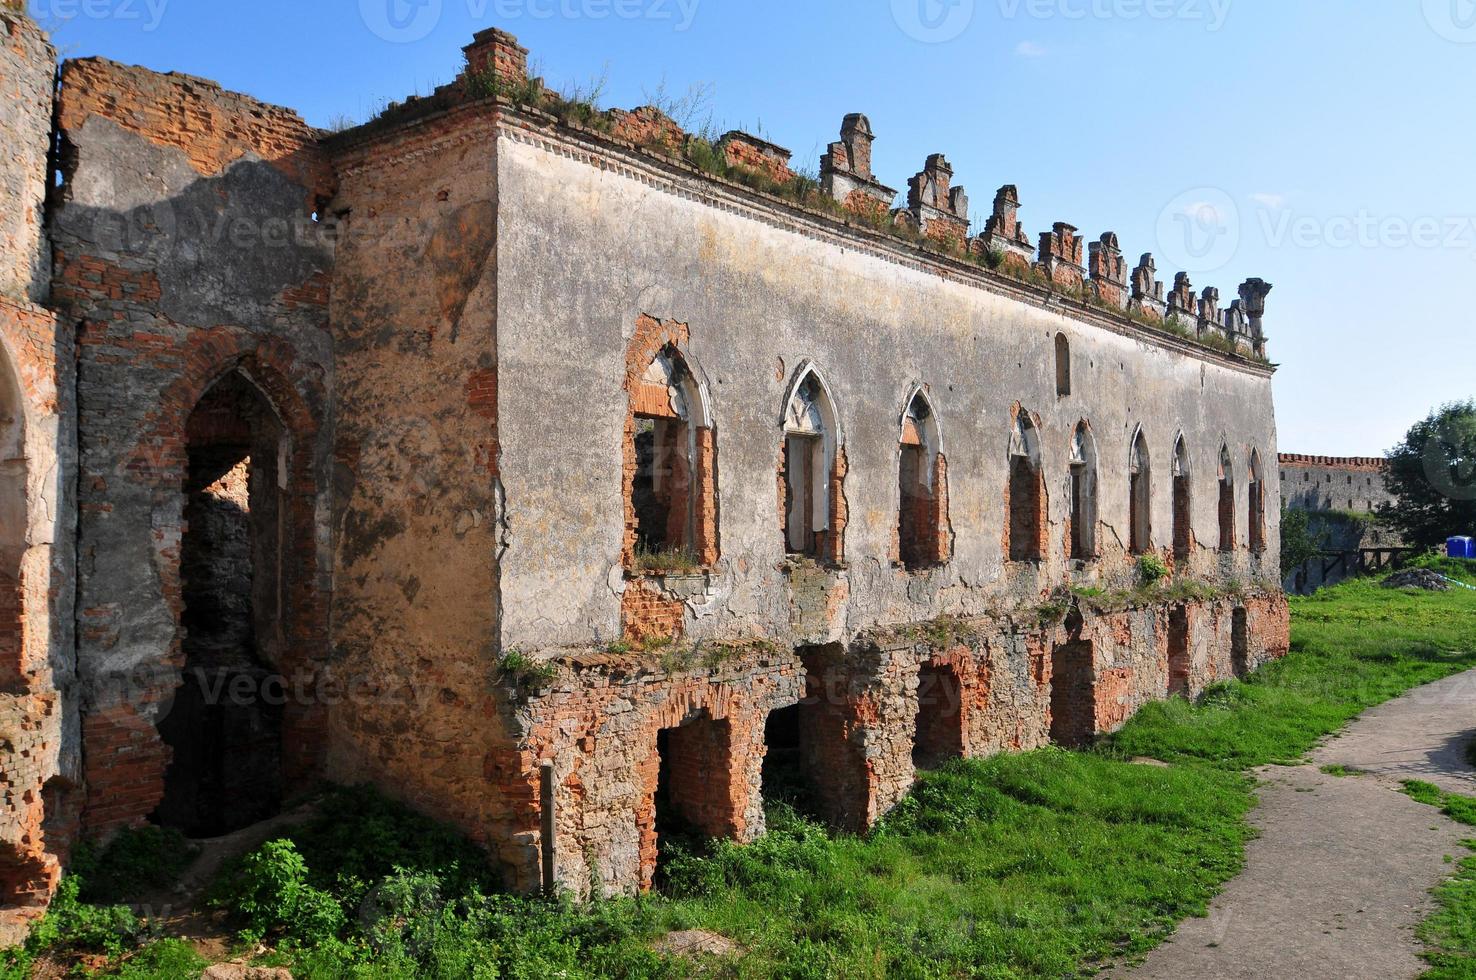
top-left (1450, 536), bottom-right (1476, 559)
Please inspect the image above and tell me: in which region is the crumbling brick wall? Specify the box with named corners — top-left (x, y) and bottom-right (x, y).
top-left (0, 7), bottom-right (77, 943)
top-left (321, 101), bottom-right (517, 881)
top-left (519, 649), bottom-right (805, 897)
top-left (48, 57), bottom-right (334, 839)
top-left (0, 9), bottom-right (53, 305)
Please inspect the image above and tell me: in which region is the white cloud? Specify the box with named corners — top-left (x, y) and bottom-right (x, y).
top-left (1250, 192), bottom-right (1287, 211)
top-left (1015, 40), bottom-right (1047, 58)
top-left (1181, 201), bottom-right (1230, 227)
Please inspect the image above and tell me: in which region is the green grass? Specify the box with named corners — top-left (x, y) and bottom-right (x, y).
top-left (1110, 576), bottom-right (1476, 770)
top-left (14, 570), bottom-right (1476, 978)
top-left (1401, 781), bottom-right (1476, 978)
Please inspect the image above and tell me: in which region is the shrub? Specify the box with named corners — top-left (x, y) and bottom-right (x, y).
top-left (1138, 553), bottom-right (1169, 584)
top-left (496, 650), bottom-right (557, 689)
top-left (215, 839), bottom-right (344, 944)
top-left (26, 875), bottom-right (139, 957)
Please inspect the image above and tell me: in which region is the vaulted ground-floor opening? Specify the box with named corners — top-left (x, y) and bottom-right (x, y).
top-left (1168, 607), bottom-right (1191, 697)
top-left (154, 371), bottom-right (287, 839)
top-left (913, 662), bottom-right (964, 769)
top-left (1050, 640), bottom-right (1097, 748)
top-left (651, 711), bottom-right (737, 883)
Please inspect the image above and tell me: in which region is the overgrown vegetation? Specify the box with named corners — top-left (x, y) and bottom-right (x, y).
top-left (1279, 505), bottom-right (1327, 578)
top-left (631, 544), bottom-right (702, 575)
top-left (11, 569), bottom-right (1476, 977)
top-left (1401, 780), bottom-right (1476, 977)
top-left (495, 649), bottom-right (558, 689)
top-left (1137, 553), bottom-right (1169, 585)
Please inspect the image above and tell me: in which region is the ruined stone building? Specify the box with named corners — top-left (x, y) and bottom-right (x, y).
top-left (1279, 454), bottom-right (1394, 516)
top-left (1278, 454), bottom-right (1402, 592)
top-left (0, 10), bottom-right (1290, 933)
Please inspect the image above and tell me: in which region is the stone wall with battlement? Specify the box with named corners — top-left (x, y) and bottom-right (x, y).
top-left (1279, 454), bottom-right (1395, 514)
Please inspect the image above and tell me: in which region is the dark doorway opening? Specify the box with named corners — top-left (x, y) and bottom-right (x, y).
top-left (761, 703), bottom-right (817, 816)
top-left (1050, 641), bottom-right (1096, 748)
top-left (155, 372), bottom-right (285, 839)
top-left (653, 712), bottom-right (734, 883)
top-left (1168, 607), bottom-right (1191, 697)
top-left (913, 663), bottom-right (964, 769)
top-left (1232, 608), bottom-right (1250, 679)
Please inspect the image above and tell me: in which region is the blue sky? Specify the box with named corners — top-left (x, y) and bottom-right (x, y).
top-left (31, 0), bottom-right (1475, 457)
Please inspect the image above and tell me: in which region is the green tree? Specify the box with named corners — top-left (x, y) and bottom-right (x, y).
top-left (1279, 507), bottom-right (1326, 579)
top-left (1382, 401), bottom-right (1476, 550)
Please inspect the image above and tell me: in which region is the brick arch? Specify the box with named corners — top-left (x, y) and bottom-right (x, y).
top-left (140, 338), bottom-right (325, 663)
top-left (620, 315), bottom-right (718, 574)
top-left (83, 332), bottom-right (328, 837)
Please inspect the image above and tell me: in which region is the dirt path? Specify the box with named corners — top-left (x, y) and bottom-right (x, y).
top-left (1123, 669), bottom-right (1476, 980)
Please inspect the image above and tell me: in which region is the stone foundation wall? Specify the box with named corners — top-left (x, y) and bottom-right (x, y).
top-left (522, 592), bottom-right (1288, 898)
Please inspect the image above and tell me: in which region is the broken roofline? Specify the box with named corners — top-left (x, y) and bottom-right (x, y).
top-left (323, 26), bottom-right (1276, 376)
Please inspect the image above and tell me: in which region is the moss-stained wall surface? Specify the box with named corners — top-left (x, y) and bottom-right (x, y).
top-left (493, 118), bottom-right (1281, 655)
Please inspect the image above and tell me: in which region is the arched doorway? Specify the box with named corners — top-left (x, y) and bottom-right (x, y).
top-left (154, 370), bottom-right (287, 838)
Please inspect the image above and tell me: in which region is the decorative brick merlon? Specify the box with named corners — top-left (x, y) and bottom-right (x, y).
top-left (820, 113), bottom-right (897, 211)
top-left (1166, 271), bottom-right (1196, 325)
top-left (1088, 233), bottom-right (1128, 310)
top-left (719, 131), bottom-right (794, 185)
top-left (903, 155), bottom-right (970, 247)
top-left (1129, 253), bottom-right (1166, 321)
top-left (1036, 222), bottom-right (1084, 288)
top-left (1238, 278), bottom-right (1272, 356)
top-left (462, 28), bottom-right (528, 85)
top-left (1197, 287), bottom-right (1221, 338)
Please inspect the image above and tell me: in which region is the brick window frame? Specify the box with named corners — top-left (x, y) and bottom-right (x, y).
top-left (1006, 408), bottom-right (1046, 563)
top-left (1248, 448), bottom-right (1267, 554)
top-left (1217, 444), bottom-right (1236, 553)
top-left (1172, 434), bottom-right (1192, 560)
top-left (621, 316), bottom-right (719, 574)
top-left (1129, 426), bottom-right (1152, 555)
top-left (1067, 421), bottom-right (1098, 561)
top-left (897, 386), bottom-right (951, 571)
top-left (780, 362), bottom-right (845, 566)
